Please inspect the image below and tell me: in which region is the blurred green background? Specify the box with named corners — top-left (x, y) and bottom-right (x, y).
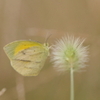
top-left (0, 0), bottom-right (100, 100)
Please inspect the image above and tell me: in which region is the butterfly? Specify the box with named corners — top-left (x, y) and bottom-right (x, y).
top-left (3, 40), bottom-right (50, 76)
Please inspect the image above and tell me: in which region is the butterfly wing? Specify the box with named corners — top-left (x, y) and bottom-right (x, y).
top-left (4, 41), bottom-right (49, 76)
top-left (3, 40), bottom-right (42, 59)
top-left (11, 46), bottom-right (49, 76)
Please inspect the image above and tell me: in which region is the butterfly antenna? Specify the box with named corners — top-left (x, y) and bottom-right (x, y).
top-left (45, 33), bottom-right (52, 43)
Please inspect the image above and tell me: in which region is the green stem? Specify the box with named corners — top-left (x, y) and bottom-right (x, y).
top-left (70, 67), bottom-right (74, 100)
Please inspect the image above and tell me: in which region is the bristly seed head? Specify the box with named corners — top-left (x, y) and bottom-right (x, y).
top-left (51, 35), bottom-right (89, 72)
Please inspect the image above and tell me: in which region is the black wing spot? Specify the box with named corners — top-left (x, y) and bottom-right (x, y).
top-left (21, 51), bottom-right (26, 55)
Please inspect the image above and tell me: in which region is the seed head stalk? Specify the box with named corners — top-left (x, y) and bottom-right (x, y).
top-left (70, 67), bottom-right (74, 100)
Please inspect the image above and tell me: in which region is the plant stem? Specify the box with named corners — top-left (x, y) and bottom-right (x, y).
top-left (70, 67), bottom-right (74, 100)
